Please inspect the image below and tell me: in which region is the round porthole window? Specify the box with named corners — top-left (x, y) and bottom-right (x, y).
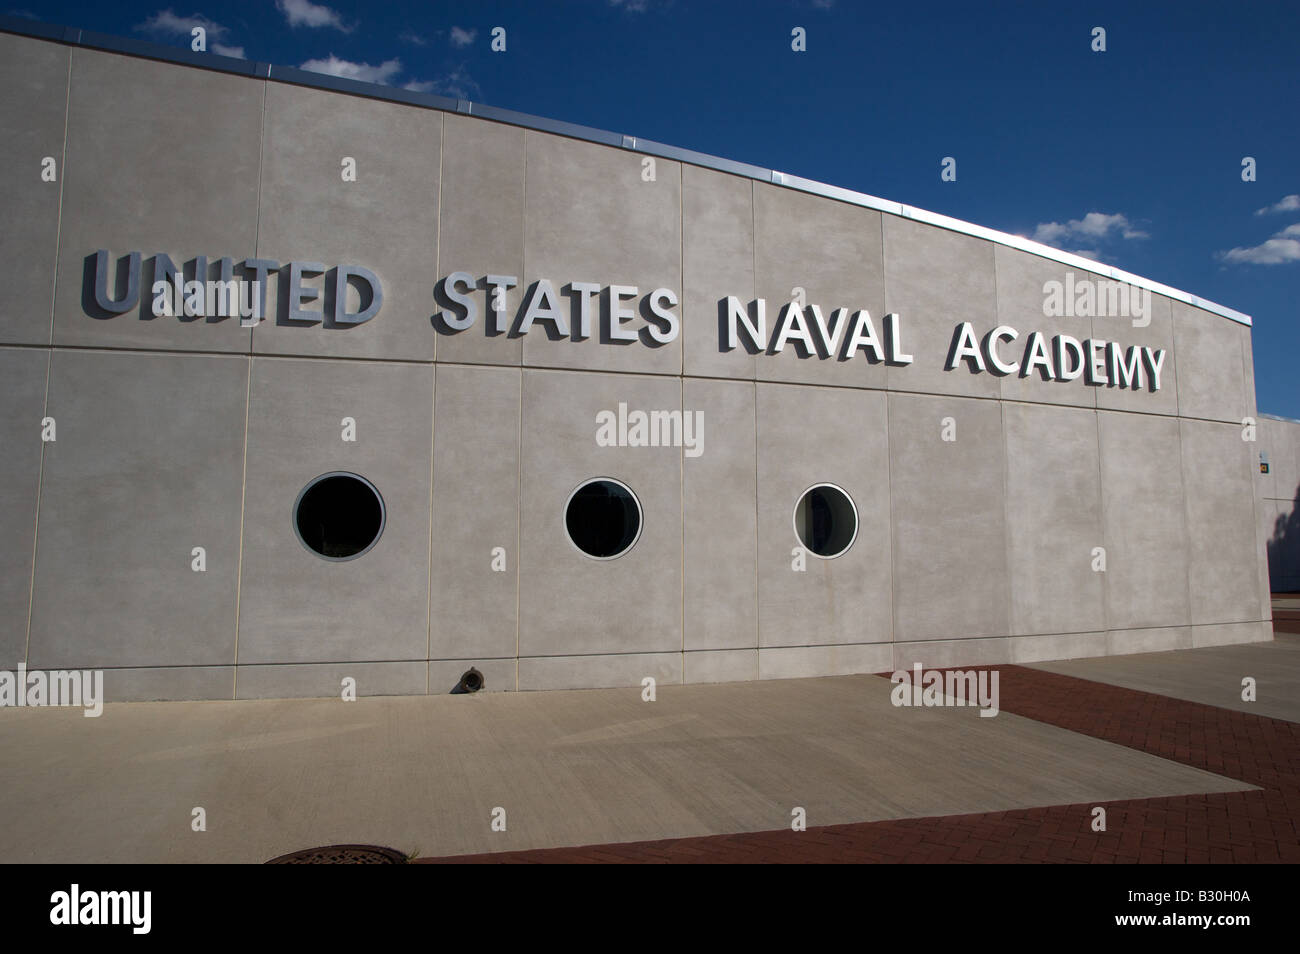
top-left (293, 472), bottom-right (386, 561)
top-left (565, 478), bottom-right (642, 560)
top-left (793, 483), bottom-right (857, 559)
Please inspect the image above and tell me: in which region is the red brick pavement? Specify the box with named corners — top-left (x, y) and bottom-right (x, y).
top-left (419, 662), bottom-right (1300, 863)
top-left (1272, 610), bottom-right (1300, 634)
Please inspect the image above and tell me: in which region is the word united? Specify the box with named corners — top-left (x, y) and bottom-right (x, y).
top-left (151, 275), bottom-right (264, 325)
top-left (91, 249), bottom-right (383, 325)
top-left (0, 664), bottom-right (103, 717)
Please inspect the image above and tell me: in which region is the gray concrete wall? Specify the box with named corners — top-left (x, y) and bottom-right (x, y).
top-left (0, 31), bottom-right (1274, 701)
top-left (1258, 415), bottom-right (1300, 593)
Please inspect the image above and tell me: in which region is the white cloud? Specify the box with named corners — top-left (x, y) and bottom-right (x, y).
top-left (299, 55), bottom-right (403, 85)
top-left (1219, 238), bottom-right (1300, 265)
top-left (136, 9), bottom-right (229, 40)
top-left (1030, 211), bottom-right (1149, 247)
top-left (277, 0), bottom-right (349, 31)
top-left (1255, 194), bottom-right (1300, 216)
top-left (1218, 222), bottom-right (1300, 265)
top-left (405, 65), bottom-right (481, 99)
top-left (136, 9), bottom-right (247, 55)
top-left (449, 26), bottom-right (477, 47)
top-left (608, 0), bottom-right (650, 11)
top-left (299, 54), bottom-right (477, 97)
top-left (399, 29), bottom-right (427, 46)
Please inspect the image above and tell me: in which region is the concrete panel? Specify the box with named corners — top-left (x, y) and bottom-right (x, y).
top-left (886, 215), bottom-right (999, 399)
top-left (1180, 419), bottom-right (1264, 624)
top-left (1255, 496), bottom-right (1276, 617)
top-left (1094, 294), bottom-right (1178, 416)
top-left (0, 348), bottom-right (47, 663)
top-left (1098, 410), bottom-right (1191, 629)
top-left (252, 83), bottom-right (440, 362)
top-left (53, 49), bottom-right (260, 353)
top-left (1279, 425), bottom-right (1300, 589)
top-left (429, 365), bottom-right (520, 661)
top-left (683, 378), bottom-right (756, 651)
top-left (1265, 417), bottom-right (1300, 505)
top-left (235, 662), bottom-right (427, 699)
top-left (1281, 418), bottom-right (1300, 501)
top-left (522, 133), bottom-right (681, 375)
top-left (1003, 402), bottom-right (1105, 635)
top-left (518, 652), bottom-right (681, 691)
top-left (1267, 423), bottom-right (1300, 592)
top-left (1240, 324), bottom-right (1258, 421)
top-left (684, 649), bottom-right (758, 684)
top-left (0, 34), bottom-right (68, 346)
top-left (237, 358), bottom-right (433, 663)
top-left (1008, 632), bottom-right (1107, 664)
top-left (1106, 626), bottom-right (1192, 655)
top-left (1190, 621), bottom-right (1271, 649)
top-left (102, 666), bottom-right (233, 702)
top-left (991, 247), bottom-right (1100, 409)
top-left (517, 370), bottom-right (681, 656)
top-left (892, 637), bottom-right (1010, 671)
top-left (1268, 498), bottom-right (1300, 592)
top-left (1172, 300), bottom-right (1247, 423)
top-left (1254, 415), bottom-right (1278, 501)
top-left (681, 166), bottom-right (756, 380)
top-left (428, 658), bottom-right (515, 694)
top-left (431, 114), bottom-right (525, 366)
top-left (756, 383), bottom-right (892, 647)
top-left (888, 392), bottom-right (1009, 641)
top-left (29, 350), bottom-right (247, 668)
top-left (758, 643), bottom-right (892, 680)
top-left (754, 183), bottom-right (886, 388)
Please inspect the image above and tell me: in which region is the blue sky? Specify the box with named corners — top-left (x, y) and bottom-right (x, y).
top-left (11, 0), bottom-right (1300, 416)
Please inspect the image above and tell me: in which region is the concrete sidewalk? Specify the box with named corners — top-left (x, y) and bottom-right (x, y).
top-left (0, 668), bottom-right (1253, 863)
top-left (1030, 632), bottom-right (1300, 722)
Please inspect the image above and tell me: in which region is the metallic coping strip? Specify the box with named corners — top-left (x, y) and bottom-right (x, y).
top-left (0, 15), bottom-right (1253, 328)
top-left (1260, 412), bottom-right (1300, 425)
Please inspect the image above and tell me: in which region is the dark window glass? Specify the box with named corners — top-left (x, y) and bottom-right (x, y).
top-left (566, 479), bottom-right (641, 559)
top-left (794, 484), bottom-right (856, 558)
top-left (294, 473), bottom-right (385, 560)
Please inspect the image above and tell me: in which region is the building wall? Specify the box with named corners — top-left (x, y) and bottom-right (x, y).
top-left (1258, 415), bottom-right (1300, 593)
top-left (0, 30), bottom-right (1274, 701)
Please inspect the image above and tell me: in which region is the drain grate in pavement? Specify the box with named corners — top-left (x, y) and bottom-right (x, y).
top-left (267, 844), bottom-right (408, 864)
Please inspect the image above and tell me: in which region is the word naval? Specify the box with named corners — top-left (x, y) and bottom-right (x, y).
top-left (89, 254), bottom-right (1167, 390)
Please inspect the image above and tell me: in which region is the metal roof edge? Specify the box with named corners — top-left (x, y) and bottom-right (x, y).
top-left (0, 14), bottom-right (1253, 329)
